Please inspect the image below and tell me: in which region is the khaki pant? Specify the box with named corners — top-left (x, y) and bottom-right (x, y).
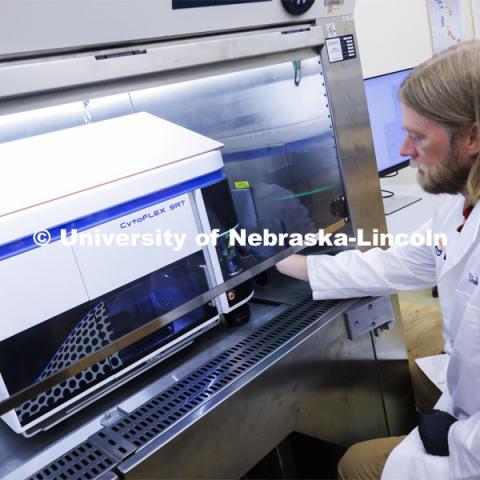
top-left (336, 365), bottom-right (438, 480)
top-left (337, 435), bottom-right (407, 480)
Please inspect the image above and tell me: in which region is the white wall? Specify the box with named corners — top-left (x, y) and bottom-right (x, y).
top-left (473, 0), bottom-right (480, 38)
top-left (354, 0), bottom-right (433, 78)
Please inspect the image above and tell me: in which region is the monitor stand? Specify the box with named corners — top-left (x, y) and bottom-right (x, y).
top-left (383, 194), bottom-right (422, 215)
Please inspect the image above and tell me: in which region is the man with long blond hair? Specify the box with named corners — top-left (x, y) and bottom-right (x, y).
top-left (277, 40), bottom-right (480, 479)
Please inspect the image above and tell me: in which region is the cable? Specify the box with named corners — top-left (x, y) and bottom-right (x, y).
top-left (381, 189), bottom-right (394, 199)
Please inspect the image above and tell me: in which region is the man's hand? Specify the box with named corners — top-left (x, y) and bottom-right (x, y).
top-left (276, 254), bottom-right (309, 281)
top-left (418, 409), bottom-right (457, 456)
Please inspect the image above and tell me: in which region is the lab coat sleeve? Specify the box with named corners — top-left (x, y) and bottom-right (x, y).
top-left (448, 411), bottom-right (480, 479)
top-left (307, 222), bottom-right (437, 299)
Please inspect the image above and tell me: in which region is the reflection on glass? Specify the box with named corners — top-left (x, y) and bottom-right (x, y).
top-left (130, 56), bottom-right (345, 265)
top-left (105, 251), bottom-right (217, 368)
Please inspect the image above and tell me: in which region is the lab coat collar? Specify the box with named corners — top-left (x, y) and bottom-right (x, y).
top-left (440, 199), bottom-right (480, 279)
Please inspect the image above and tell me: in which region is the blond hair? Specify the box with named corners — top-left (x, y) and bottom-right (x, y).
top-left (400, 40), bottom-right (480, 202)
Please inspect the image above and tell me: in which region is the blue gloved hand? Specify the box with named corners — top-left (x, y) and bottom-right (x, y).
top-left (418, 409), bottom-right (457, 456)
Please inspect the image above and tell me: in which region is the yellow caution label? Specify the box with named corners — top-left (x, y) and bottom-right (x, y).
top-left (234, 181), bottom-right (250, 189)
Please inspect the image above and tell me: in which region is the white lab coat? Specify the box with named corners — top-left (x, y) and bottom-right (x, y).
top-left (307, 193), bottom-right (480, 480)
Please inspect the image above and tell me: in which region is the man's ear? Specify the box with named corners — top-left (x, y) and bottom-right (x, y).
top-left (467, 123), bottom-right (480, 156)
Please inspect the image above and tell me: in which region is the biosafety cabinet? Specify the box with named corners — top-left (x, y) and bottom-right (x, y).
top-left (0, 1), bottom-right (416, 479)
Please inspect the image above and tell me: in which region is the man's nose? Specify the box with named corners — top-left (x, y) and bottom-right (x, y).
top-left (400, 137), bottom-right (416, 157)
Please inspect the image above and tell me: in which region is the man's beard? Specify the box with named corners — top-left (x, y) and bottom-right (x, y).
top-left (411, 146), bottom-right (471, 195)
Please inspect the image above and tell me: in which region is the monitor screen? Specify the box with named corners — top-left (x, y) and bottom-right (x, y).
top-left (364, 68), bottom-right (412, 176)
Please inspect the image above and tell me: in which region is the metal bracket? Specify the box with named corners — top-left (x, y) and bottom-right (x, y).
top-left (344, 297), bottom-right (394, 340)
top-left (292, 59), bottom-right (302, 86)
top-left (89, 427), bottom-right (137, 462)
top-left (101, 407), bottom-right (128, 428)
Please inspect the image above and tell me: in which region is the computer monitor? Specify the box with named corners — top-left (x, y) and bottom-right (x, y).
top-left (364, 68), bottom-right (412, 177)
top-left (364, 68), bottom-right (422, 215)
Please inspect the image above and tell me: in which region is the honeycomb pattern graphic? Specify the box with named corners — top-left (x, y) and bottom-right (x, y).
top-left (16, 302), bottom-right (123, 425)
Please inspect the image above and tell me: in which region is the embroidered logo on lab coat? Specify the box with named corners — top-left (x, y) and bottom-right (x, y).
top-left (435, 238), bottom-right (446, 259)
top-left (468, 272), bottom-right (479, 286)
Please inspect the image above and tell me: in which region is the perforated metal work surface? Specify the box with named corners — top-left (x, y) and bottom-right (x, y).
top-left (27, 439), bottom-right (117, 480)
top-left (26, 297), bottom-right (340, 480)
top-left (109, 297), bottom-right (340, 447)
